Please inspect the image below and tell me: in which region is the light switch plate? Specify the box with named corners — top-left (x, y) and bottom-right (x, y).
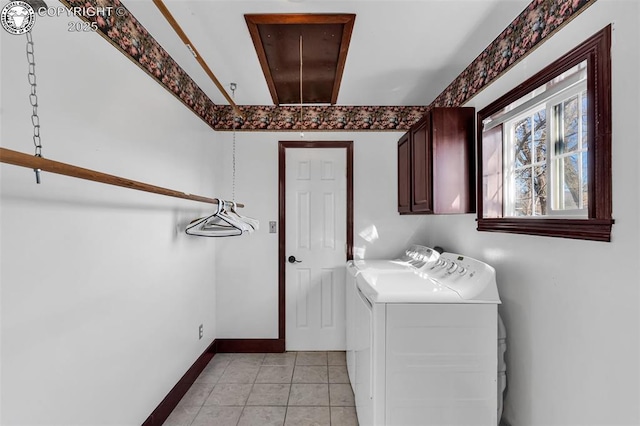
top-left (269, 221), bottom-right (277, 233)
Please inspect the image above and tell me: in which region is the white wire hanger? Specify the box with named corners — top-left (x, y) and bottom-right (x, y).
top-left (185, 199), bottom-right (257, 237)
top-left (228, 201), bottom-right (260, 231)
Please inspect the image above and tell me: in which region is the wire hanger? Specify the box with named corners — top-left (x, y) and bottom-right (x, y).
top-left (185, 199), bottom-right (252, 237)
top-left (228, 201), bottom-right (259, 231)
top-left (220, 200), bottom-right (256, 233)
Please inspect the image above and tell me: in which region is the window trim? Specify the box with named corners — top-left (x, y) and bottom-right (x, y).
top-left (476, 25), bottom-right (613, 242)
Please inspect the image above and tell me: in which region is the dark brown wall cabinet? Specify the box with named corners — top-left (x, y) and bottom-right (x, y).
top-left (398, 107), bottom-right (475, 214)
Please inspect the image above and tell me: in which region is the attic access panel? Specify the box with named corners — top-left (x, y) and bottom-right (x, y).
top-left (245, 14), bottom-right (355, 105)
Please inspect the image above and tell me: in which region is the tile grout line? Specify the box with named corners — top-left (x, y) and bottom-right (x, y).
top-left (283, 352), bottom-right (297, 425)
top-left (325, 360), bottom-right (331, 425)
top-left (235, 378), bottom-right (256, 426)
top-left (327, 361), bottom-right (332, 426)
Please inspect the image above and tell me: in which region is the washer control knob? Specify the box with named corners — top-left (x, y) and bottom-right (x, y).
top-left (458, 266), bottom-right (467, 275)
top-left (447, 262), bottom-right (459, 273)
top-left (430, 259), bottom-right (442, 270)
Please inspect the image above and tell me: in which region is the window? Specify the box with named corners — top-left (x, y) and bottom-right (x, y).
top-left (491, 63), bottom-right (588, 218)
top-left (477, 26), bottom-right (613, 241)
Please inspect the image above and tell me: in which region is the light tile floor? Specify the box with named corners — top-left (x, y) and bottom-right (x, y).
top-left (163, 351), bottom-right (358, 426)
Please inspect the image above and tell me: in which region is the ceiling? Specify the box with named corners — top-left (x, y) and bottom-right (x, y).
top-left (124, 0), bottom-right (530, 107)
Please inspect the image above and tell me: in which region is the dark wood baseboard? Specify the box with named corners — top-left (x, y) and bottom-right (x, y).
top-left (142, 340), bottom-right (217, 426)
top-left (141, 338), bottom-right (284, 425)
top-left (215, 338), bottom-right (285, 353)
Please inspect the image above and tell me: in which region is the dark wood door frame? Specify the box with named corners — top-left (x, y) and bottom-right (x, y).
top-left (278, 141), bottom-right (354, 349)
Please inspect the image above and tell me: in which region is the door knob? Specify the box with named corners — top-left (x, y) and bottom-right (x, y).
top-left (288, 255), bottom-right (302, 264)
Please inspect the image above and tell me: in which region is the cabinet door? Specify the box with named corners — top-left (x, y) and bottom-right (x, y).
top-left (397, 133), bottom-right (411, 213)
top-left (431, 107), bottom-right (475, 214)
top-left (411, 115), bottom-right (432, 213)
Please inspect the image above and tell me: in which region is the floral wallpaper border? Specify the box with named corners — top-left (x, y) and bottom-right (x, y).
top-left (60, 0), bottom-right (595, 131)
top-left (211, 105), bottom-right (428, 131)
top-left (431, 0), bottom-right (596, 108)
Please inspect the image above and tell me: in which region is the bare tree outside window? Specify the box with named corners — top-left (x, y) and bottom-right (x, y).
top-left (512, 110), bottom-right (548, 216)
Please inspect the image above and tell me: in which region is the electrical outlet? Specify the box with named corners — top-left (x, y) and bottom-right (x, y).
top-left (198, 324), bottom-right (203, 340)
top-left (269, 221), bottom-right (277, 233)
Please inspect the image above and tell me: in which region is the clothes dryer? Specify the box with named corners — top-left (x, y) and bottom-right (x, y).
top-left (347, 252), bottom-right (502, 426)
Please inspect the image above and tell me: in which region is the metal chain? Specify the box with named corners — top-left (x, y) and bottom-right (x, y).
top-left (230, 83), bottom-right (237, 202)
top-left (26, 31), bottom-right (42, 184)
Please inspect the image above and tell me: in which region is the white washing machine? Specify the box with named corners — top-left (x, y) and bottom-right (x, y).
top-left (347, 251), bottom-right (503, 426)
top-left (345, 246), bottom-right (440, 387)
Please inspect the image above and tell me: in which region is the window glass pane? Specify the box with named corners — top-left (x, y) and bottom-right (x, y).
top-left (515, 168), bottom-right (532, 216)
top-left (533, 110), bottom-right (547, 162)
top-left (582, 152), bottom-right (589, 208)
top-left (514, 117), bottom-right (532, 168)
top-left (534, 164), bottom-right (547, 215)
top-left (560, 154), bottom-right (581, 209)
top-left (482, 125), bottom-right (504, 218)
top-left (563, 95), bottom-right (579, 152)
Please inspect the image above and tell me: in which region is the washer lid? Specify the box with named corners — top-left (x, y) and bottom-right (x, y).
top-left (348, 259), bottom-right (414, 276)
top-left (357, 271), bottom-right (465, 304)
top-left (357, 252), bottom-right (501, 304)
top-left (347, 245), bottom-right (441, 277)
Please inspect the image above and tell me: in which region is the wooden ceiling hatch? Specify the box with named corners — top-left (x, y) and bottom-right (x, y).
top-left (245, 14), bottom-right (356, 105)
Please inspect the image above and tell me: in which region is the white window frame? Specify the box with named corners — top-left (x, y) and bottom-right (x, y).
top-left (503, 107), bottom-right (548, 217)
top-left (547, 85), bottom-right (588, 217)
top-left (501, 70), bottom-right (587, 218)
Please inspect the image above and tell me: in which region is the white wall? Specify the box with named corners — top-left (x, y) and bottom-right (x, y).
top-left (3, 3), bottom-right (637, 426)
top-left (1, 15), bottom-right (220, 425)
top-left (213, 132), bottom-right (428, 338)
top-left (419, 2), bottom-right (640, 425)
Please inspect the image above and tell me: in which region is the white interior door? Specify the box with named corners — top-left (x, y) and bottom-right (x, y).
top-left (285, 147), bottom-right (347, 351)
